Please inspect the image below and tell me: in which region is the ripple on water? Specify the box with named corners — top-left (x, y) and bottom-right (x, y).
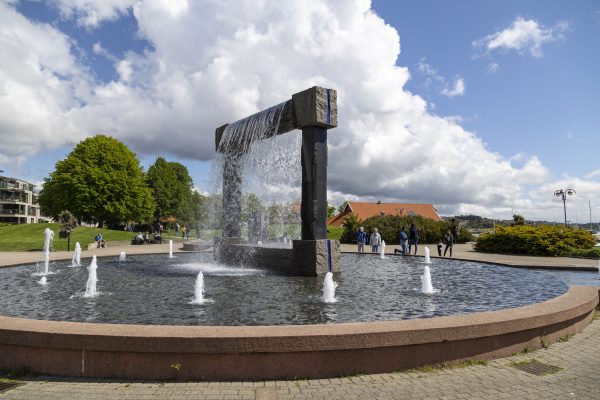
top-left (0, 252), bottom-right (591, 326)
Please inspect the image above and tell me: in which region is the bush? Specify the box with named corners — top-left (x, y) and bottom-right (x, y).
top-left (474, 225), bottom-right (596, 256)
top-left (565, 247), bottom-right (600, 258)
top-left (341, 214), bottom-right (472, 244)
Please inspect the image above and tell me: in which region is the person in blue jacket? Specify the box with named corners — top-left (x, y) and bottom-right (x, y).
top-left (394, 227), bottom-right (408, 255)
top-left (356, 226), bottom-right (367, 253)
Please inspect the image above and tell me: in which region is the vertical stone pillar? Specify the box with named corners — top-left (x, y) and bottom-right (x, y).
top-left (222, 153), bottom-right (242, 239)
top-left (301, 126), bottom-right (328, 240)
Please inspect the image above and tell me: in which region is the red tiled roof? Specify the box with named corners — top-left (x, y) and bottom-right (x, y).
top-left (328, 201), bottom-right (442, 226)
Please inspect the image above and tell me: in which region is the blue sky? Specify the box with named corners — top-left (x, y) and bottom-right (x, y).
top-left (373, 0), bottom-right (600, 179)
top-left (1, 0), bottom-right (599, 221)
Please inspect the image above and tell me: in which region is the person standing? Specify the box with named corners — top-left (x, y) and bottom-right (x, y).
top-left (181, 225), bottom-right (187, 239)
top-left (370, 228), bottom-right (381, 253)
top-left (408, 223), bottom-right (419, 255)
top-left (175, 223), bottom-right (180, 236)
top-left (443, 229), bottom-right (454, 257)
top-left (356, 226), bottom-right (367, 253)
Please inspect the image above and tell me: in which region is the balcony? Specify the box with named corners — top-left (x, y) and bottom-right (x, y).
top-left (0, 195), bottom-right (28, 203)
top-left (0, 182), bottom-right (22, 190)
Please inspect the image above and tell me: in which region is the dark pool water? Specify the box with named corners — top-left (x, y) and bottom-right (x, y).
top-left (0, 252), bottom-right (596, 326)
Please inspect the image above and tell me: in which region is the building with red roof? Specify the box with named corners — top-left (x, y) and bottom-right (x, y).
top-left (328, 201), bottom-right (442, 226)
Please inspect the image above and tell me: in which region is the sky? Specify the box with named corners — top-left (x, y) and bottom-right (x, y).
top-left (0, 0), bottom-right (599, 223)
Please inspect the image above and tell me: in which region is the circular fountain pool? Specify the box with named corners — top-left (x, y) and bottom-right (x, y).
top-left (0, 253), bottom-right (573, 326)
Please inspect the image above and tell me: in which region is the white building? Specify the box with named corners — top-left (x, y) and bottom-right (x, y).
top-left (0, 175), bottom-right (41, 224)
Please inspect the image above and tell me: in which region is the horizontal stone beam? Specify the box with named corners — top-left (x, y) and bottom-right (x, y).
top-left (215, 86), bottom-right (337, 153)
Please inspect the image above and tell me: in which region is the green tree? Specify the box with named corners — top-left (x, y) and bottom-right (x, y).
top-left (57, 210), bottom-right (76, 239)
top-left (38, 135), bottom-right (155, 227)
top-left (512, 214), bottom-right (525, 226)
top-left (146, 157), bottom-right (194, 224)
top-left (327, 204), bottom-right (336, 218)
top-left (242, 193), bottom-right (264, 223)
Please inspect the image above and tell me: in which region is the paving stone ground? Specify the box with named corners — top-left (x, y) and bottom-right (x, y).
top-left (2, 315), bottom-right (599, 400)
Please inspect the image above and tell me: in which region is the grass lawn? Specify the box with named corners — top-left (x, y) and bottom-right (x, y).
top-left (0, 223), bottom-right (135, 252)
top-left (0, 223), bottom-right (347, 251)
top-left (327, 225), bottom-right (344, 240)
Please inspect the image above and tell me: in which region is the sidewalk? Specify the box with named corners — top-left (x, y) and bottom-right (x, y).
top-left (342, 242), bottom-right (600, 271)
top-left (0, 242), bottom-right (186, 268)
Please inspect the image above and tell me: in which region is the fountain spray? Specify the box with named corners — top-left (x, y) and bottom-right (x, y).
top-left (379, 240), bottom-right (386, 259)
top-left (193, 271), bottom-right (205, 304)
top-left (72, 242), bottom-right (81, 267)
top-left (43, 228), bottom-right (54, 275)
top-left (322, 272), bottom-right (338, 303)
top-left (420, 265), bottom-right (439, 294)
top-left (424, 247), bottom-right (431, 264)
top-left (84, 255), bottom-right (98, 297)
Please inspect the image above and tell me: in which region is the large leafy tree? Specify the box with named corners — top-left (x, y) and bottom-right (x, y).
top-left (38, 135), bottom-right (155, 227)
top-left (146, 156), bottom-right (195, 224)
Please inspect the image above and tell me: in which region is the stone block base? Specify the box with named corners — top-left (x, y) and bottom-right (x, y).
top-left (214, 239), bottom-right (341, 276)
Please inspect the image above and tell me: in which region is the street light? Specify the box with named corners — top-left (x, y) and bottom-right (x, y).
top-left (554, 188), bottom-right (576, 227)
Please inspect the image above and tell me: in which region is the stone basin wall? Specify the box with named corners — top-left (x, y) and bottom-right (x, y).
top-left (0, 286), bottom-right (597, 381)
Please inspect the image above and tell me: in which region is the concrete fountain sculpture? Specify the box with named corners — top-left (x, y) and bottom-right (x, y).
top-left (214, 86), bottom-right (341, 276)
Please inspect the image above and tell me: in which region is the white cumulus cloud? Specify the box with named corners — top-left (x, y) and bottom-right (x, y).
top-left (440, 77), bottom-right (465, 97)
top-left (417, 58), bottom-right (465, 98)
top-left (53, 0), bottom-right (134, 27)
top-left (473, 17), bottom-right (569, 57)
top-left (0, 0), bottom-right (596, 218)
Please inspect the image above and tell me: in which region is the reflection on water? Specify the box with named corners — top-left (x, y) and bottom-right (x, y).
top-left (0, 252), bottom-right (595, 326)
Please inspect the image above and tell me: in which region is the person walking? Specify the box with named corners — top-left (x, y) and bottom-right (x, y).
top-left (356, 226), bottom-right (367, 253)
top-left (408, 223), bottom-right (419, 255)
top-left (443, 229), bottom-right (454, 257)
top-left (370, 228), bottom-right (381, 253)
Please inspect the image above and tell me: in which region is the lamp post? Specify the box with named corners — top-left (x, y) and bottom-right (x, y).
top-left (554, 189), bottom-right (576, 227)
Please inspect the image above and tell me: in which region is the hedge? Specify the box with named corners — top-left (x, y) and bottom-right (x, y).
top-left (340, 214), bottom-right (472, 244)
top-left (474, 225), bottom-right (596, 256)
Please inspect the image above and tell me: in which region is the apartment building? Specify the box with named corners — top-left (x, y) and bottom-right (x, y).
top-left (0, 175), bottom-right (41, 224)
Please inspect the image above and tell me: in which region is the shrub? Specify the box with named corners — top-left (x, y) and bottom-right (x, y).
top-left (565, 247), bottom-right (600, 258)
top-left (474, 225), bottom-right (596, 256)
top-left (340, 214), bottom-right (472, 244)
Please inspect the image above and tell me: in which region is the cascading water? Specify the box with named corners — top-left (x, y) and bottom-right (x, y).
top-left (380, 240), bottom-right (386, 259)
top-left (192, 271), bottom-right (205, 304)
top-left (424, 247), bottom-right (431, 264)
top-left (42, 228), bottom-right (54, 275)
top-left (322, 272), bottom-right (338, 303)
top-left (38, 276), bottom-right (47, 285)
top-left (420, 265), bottom-right (439, 294)
top-left (84, 255), bottom-right (98, 297)
top-left (71, 242), bottom-right (81, 267)
top-left (119, 251), bottom-right (126, 262)
top-left (218, 101), bottom-right (290, 155)
top-left (169, 240), bottom-right (173, 258)
top-left (213, 100), bottom-right (302, 245)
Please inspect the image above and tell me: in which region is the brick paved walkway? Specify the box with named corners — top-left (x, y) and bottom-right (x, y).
top-left (2, 315), bottom-right (599, 399)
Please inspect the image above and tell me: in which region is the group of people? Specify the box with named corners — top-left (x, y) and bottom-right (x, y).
top-left (356, 224), bottom-right (455, 257)
top-left (174, 223), bottom-right (191, 240)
